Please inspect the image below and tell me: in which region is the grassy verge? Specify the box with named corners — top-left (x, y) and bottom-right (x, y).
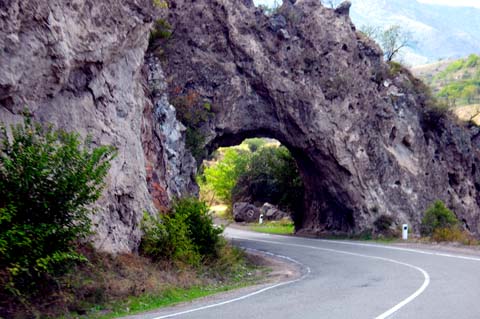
top-left (1, 243), bottom-right (265, 319)
top-left (83, 273), bottom-right (261, 319)
top-left (249, 220), bottom-right (295, 235)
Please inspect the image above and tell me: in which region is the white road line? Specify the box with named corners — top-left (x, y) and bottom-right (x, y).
top-left (150, 250), bottom-right (311, 319)
top-left (150, 235), bottom-right (430, 319)
top-left (317, 239), bottom-right (480, 262)
top-left (234, 237), bottom-right (430, 319)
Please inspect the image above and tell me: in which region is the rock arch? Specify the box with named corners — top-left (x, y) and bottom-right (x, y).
top-left (160, 0), bottom-right (480, 235)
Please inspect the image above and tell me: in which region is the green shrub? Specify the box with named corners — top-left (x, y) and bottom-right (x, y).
top-left (0, 117), bottom-right (116, 293)
top-left (172, 198), bottom-right (223, 257)
top-left (140, 210), bottom-right (200, 266)
top-left (150, 19), bottom-right (172, 44)
top-left (421, 200), bottom-right (458, 236)
top-left (140, 198), bottom-right (223, 265)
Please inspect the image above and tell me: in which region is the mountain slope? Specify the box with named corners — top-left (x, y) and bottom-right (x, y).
top-left (413, 54), bottom-right (480, 106)
top-left (346, 0), bottom-right (480, 65)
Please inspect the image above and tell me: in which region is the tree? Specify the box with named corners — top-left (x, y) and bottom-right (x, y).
top-left (379, 25), bottom-right (412, 62)
top-left (258, 0), bottom-right (281, 15)
top-left (360, 24), bottom-right (413, 62)
top-left (0, 116), bottom-right (116, 290)
top-left (359, 24), bottom-right (380, 39)
top-left (202, 148), bottom-right (250, 203)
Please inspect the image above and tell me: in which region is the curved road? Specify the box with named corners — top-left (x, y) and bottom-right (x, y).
top-left (129, 227), bottom-right (480, 319)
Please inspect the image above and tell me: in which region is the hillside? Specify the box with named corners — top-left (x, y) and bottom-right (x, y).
top-left (348, 0), bottom-right (480, 65)
top-left (412, 54), bottom-right (480, 106)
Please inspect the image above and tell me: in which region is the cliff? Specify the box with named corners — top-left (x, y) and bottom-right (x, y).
top-left (2, 0), bottom-right (480, 253)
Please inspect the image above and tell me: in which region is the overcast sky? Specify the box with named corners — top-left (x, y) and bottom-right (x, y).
top-left (253, 0), bottom-right (480, 8)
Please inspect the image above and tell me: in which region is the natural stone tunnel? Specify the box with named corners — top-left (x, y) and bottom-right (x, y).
top-left (2, 0), bottom-right (480, 252)
top-left (159, 0), bottom-right (480, 236)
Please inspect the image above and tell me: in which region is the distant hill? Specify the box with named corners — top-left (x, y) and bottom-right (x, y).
top-left (346, 0), bottom-right (480, 65)
top-left (412, 54), bottom-right (480, 106)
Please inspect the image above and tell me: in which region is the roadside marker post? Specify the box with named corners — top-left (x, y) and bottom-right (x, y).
top-left (259, 214), bottom-right (264, 225)
top-left (402, 224), bottom-right (408, 240)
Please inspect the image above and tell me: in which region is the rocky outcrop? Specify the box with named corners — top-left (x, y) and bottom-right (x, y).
top-left (0, 0), bottom-right (196, 253)
top-left (3, 0), bottom-right (480, 252)
top-left (160, 0), bottom-right (480, 236)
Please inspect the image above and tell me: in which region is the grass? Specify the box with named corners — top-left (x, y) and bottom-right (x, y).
top-left (82, 281), bottom-right (257, 319)
top-left (249, 220), bottom-right (295, 235)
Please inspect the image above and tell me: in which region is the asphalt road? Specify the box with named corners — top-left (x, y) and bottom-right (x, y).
top-left (128, 227), bottom-right (480, 319)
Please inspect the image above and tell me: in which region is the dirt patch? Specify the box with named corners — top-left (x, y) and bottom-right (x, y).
top-left (243, 249), bottom-right (302, 284)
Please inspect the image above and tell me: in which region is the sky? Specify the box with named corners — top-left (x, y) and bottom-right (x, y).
top-left (253, 0), bottom-right (480, 8)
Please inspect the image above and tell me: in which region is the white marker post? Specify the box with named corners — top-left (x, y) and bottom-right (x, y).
top-left (259, 214), bottom-right (264, 225)
top-left (402, 224), bottom-right (409, 240)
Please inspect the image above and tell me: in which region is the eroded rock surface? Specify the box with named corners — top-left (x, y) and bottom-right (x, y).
top-left (0, 0), bottom-right (196, 252)
top-left (161, 0), bottom-right (480, 236)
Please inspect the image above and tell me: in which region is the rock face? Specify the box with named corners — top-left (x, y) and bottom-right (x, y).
top-left (3, 0), bottom-right (480, 253)
top-left (233, 202), bottom-right (261, 223)
top-left (0, 0), bottom-right (196, 253)
top-left (161, 0), bottom-right (480, 236)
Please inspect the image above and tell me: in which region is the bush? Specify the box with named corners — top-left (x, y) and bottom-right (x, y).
top-left (0, 117), bottom-right (116, 293)
top-left (140, 210), bottom-right (200, 266)
top-left (140, 198), bottom-right (223, 266)
top-left (149, 18), bottom-right (172, 44)
top-left (421, 200), bottom-right (458, 236)
top-left (172, 198), bottom-right (223, 257)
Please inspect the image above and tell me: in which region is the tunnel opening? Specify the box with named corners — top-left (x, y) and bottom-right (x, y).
top-left (197, 130), bottom-right (356, 235)
top-left (198, 136), bottom-right (304, 232)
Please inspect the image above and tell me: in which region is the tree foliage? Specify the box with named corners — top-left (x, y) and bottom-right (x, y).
top-left (0, 117), bottom-right (116, 293)
top-left (200, 139), bottom-right (304, 216)
top-left (232, 146), bottom-right (304, 214)
top-left (202, 148), bottom-right (251, 203)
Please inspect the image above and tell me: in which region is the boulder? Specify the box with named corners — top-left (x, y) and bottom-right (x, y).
top-left (233, 202), bottom-right (261, 223)
top-left (261, 203), bottom-right (289, 221)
